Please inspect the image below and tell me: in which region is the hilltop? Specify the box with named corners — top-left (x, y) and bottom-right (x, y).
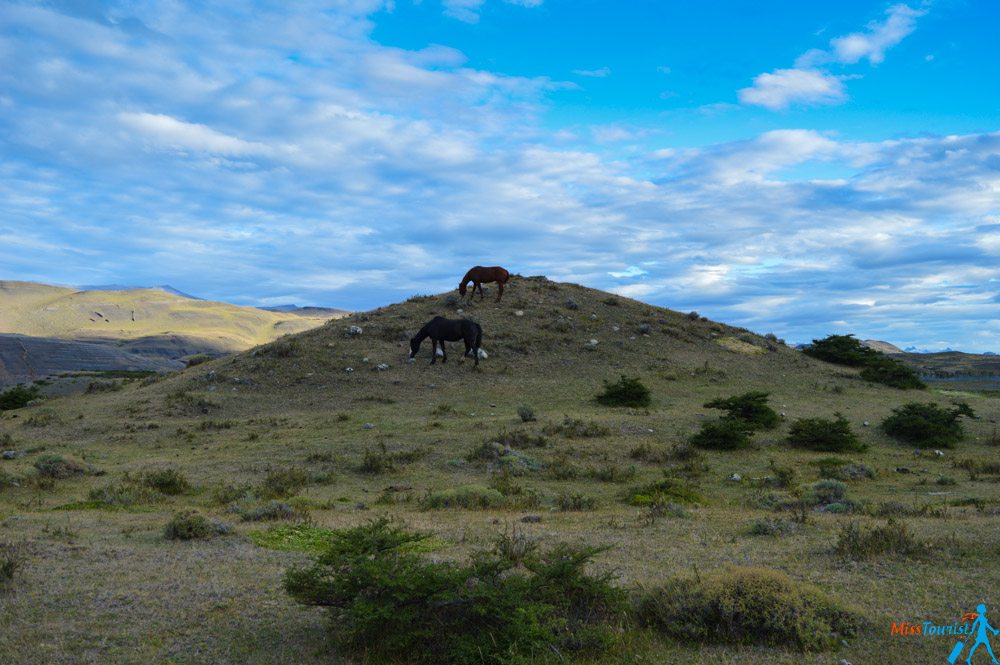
top-left (0, 276), bottom-right (997, 665)
top-left (0, 281), bottom-right (345, 385)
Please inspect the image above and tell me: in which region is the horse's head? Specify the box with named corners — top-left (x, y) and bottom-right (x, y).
top-left (408, 336), bottom-right (420, 358)
top-left (458, 282), bottom-right (467, 296)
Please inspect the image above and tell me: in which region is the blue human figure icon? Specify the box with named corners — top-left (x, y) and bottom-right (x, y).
top-left (967, 604), bottom-right (1000, 665)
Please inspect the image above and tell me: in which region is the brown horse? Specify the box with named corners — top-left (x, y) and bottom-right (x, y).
top-left (459, 266), bottom-right (510, 302)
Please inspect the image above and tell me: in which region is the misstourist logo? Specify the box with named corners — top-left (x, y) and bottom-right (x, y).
top-left (892, 604), bottom-right (1000, 664)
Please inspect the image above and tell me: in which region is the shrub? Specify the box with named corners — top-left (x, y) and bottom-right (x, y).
top-left (136, 468), bottom-right (192, 495)
top-left (422, 485), bottom-right (506, 510)
top-left (249, 523), bottom-right (337, 554)
top-left (556, 492), bottom-right (597, 511)
top-left (544, 417), bottom-right (610, 438)
top-left (703, 391), bottom-right (779, 430)
top-left (690, 418), bottom-right (753, 450)
top-left (0, 541), bottom-right (26, 588)
top-left (596, 375), bottom-right (651, 408)
top-left (260, 467), bottom-right (311, 498)
top-left (87, 482), bottom-right (164, 507)
top-left (624, 473), bottom-right (703, 506)
top-left (881, 402), bottom-right (966, 448)
top-left (33, 454), bottom-right (89, 479)
top-left (804, 480), bottom-right (849, 506)
top-left (635, 566), bottom-right (864, 651)
top-left (164, 511), bottom-right (220, 540)
top-left (234, 500), bottom-right (303, 522)
top-left (0, 384), bottom-right (41, 411)
top-left (813, 457), bottom-right (876, 481)
top-left (748, 518), bottom-right (800, 537)
top-left (787, 414), bottom-right (865, 452)
top-left (284, 518), bottom-right (626, 664)
top-left (517, 405), bottom-right (536, 422)
top-left (859, 357), bottom-right (925, 390)
top-left (835, 519), bottom-right (923, 560)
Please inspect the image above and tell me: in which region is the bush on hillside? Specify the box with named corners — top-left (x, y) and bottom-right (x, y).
top-left (635, 566), bottom-right (864, 651)
top-left (690, 418), bottom-right (754, 450)
top-left (284, 517), bottom-right (626, 664)
top-left (0, 384), bottom-right (41, 411)
top-left (803, 334), bottom-right (924, 390)
top-left (880, 402), bottom-right (967, 448)
top-left (704, 392), bottom-right (780, 430)
top-left (596, 375), bottom-right (651, 408)
top-left (859, 357), bottom-right (925, 390)
top-left (787, 414), bottom-right (866, 453)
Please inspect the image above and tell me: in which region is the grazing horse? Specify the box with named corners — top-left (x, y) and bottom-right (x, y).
top-left (459, 266), bottom-right (510, 303)
top-left (409, 316), bottom-right (483, 366)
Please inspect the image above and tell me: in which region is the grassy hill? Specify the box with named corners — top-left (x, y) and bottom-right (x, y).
top-left (0, 276), bottom-right (997, 664)
top-left (0, 281), bottom-right (344, 385)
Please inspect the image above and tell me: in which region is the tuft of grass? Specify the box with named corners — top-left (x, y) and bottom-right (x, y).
top-left (636, 566), bottom-right (865, 651)
top-left (834, 519), bottom-right (924, 560)
top-left (164, 511), bottom-right (227, 540)
top-left (0, 541), bottom-right (27, 589)
top-left (516, 405), bottom-right (536, 422)
top-left (33, 454), bottom-right (91, 479)
top-left (422, 485), bottom-right (506, 510)
top-left (624, 473), bottom-right (703, 506)
top-left (556, 492), bottom-right (598, 511)
top-left (135, 468), bottom-right (192, 495)
top-left (249, 523), bottom-right (337, 554)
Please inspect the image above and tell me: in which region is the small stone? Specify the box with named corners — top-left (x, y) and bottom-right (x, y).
top-left (348, 325), bottom-right (363, 336)
top-left (477, 348), bottom-right (488, 359)
top-left (612, 325), bottom-right (620, 332)
top-left (895, 467), bottom-right (912, 474)
top-left (728, 473), bottom-right (742, 482)
top-left (588, 338), bottom-right (599, 346)
top-left (515, 310), bottom-right (524, 317)
top-left (638, 323), bottom-right (652, 335)
top-left (376, 363), bottom-right (390, 371)
top-left (456, 308), bottom-right (464, 314)
top-left (863, 421), bottom-right (870, 427)
top-left (345, 367), bottom-right (354, 372)
top-left (565, 299), bottom-right (579, 310)
top-left (934, 449), bottom-right (944, 457)
top-left (406, 357), bottom-right (416, 364)
top-left (362, 357), bottom-right (369, 363)
top-left (590, 313), bottom-right (598, 320)
top-left (2, 451), bottom-right (18, 460)
top-left (521, 515), bottom-right (542, 523)
top-left (362, 423), bottom-right (375, 430)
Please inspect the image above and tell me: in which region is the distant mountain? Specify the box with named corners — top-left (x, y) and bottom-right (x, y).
top-left (0, 280), bottom-right (346, 386)
top-left (862, 340), bottom-right (905, 354)
top-left (260, 304), bottom-right (349, 317)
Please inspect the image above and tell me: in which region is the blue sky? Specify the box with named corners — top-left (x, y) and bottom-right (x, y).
top-left (2, 0), bottom-right (999, 351)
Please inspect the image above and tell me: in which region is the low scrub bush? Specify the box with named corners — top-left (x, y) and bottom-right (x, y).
top-left (859, 356), bottom-right (925, 389)
top-left (624, 473), bottom-right (703, 506)
top-left (543, 417), bottom-right (611, 438)
top-left (748, 518), bottom-right (801, 537)
top-left (635, 567), bottom-right (864, 651)
top-left (787, 414), bottom-right (865, 452)
top-left (703, 391), bottom-right (779, 430)
top-left (0, 541), bottom-right (26, 588)
top-left (596, 375), bottom-right (651, 408)
top-left (804, 334), bottom-right (924, 389)
top-left (517, 405), bottom-right (536, 422)
top-left (164, 511), bottom-right (228, 540)
top-left (803, 480), bottom-right (849, 507)
top-left (422, 485), bottom-right (506, 510)
top-left (690, 418), bottom-right (753, 450)
top-left (881, 402), bottom-right (968, 448)
top-left (87, 482), bottom-right (164, 507)
top-left (556, 492), bottom-right (598, 511)
top-left (231, 500), bottom-right (304, 522)
top-left (284, 518), bottom-right (626, 664)
top-left (33, 454), bottom-right (91, 479)
top-left (0, 384), bottom-right (41, 410)
top-left (835, 519), bottom-right (924, 560)
top-left (813, 457), bottom-right (875, 481)
top-left (135, 468), bottom-right (192, 495)
top-left (260, 467), bottom-right (311, 498)
top-left (249, 524), bottom-right (337, 554)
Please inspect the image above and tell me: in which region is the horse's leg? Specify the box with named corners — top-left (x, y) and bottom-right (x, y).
top-left (430, 339), bottom-right (438, 364)
top-left (495, 280), bottom-right (504, 302)
top-left (440, 341), bottom-right (447, 363)
top-left (477, 282), bottom-right (485, 301)
top-left (471, 335), bottom-right (479, 366)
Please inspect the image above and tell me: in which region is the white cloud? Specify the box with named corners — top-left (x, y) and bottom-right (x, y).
top-left (743, 4), bottom-right (926, 110)
top-left (738, 68), bottom-right (846, 110)
top-left (573, 66), bottom-right (611, 78)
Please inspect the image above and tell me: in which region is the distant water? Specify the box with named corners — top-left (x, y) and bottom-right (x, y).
top-left (922, 375), bottom-right (1000, 391)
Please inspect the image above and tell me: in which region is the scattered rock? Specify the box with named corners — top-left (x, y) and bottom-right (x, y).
top-left (515, 310), bottom-right (524, 317)
top-left (612, 325), bottom-right (620, 332)
top-left (406, 357), bottom-right (416, 364)
top-left (376, 363), bottom-right (390, 371)
top-left (348, 325), bottom-right (363, 336)
top-left (638, 323), bottom-right (652, 335)
top-left (862, 421), bottom-right (870, 427)
top-left (934, 449), bottom-right (944, 457)
top-left (590, 313), bottom-right (598, 320)
top-left (587, 338), bottom-right (599, 346)
top-left (521, 515), bottom-right (542, 523)
top-left (477, 348), bottom-right (488, 359)
top-left (2, 451), bottom-right (19, 460)
top-left (728, 473), bottom-right (742, 482)
top-left (895, 467), bottom-right (912, 474)
top-left (362, 357), bottom-right (369, 363)
top-left (345, 367), bottom-right (354, 373)
top-left (565, 299), bottom-right (579, 310)
top-left (362, 423), bottom-right (376, 430)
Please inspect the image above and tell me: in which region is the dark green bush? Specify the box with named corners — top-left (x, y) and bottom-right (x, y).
top-left (136, 468), bottom-right (192, 495)
top-left (859, 357), bottom-right (925, 390)
top-left (690, 418), bottom-right (753, 450)
top-left (787, 414), bottom-right (865, 452)
top-left (0, 384), bottom-right (41, 411)
top-left (0, 541), bottom-right (26, 588)
top-left (556, 492), bottom-right (597, 511)
top-left (635, 566), bottom-right (864, 651)
top-left (284, 517), bottom-right (626, 664)
top-left (422, 485), bottom-right (506, 510)
top-left (803, 334), bottom-right (924, 389)
top-left (33, 454), bottom-right (90, 479)
top-left (880, 402), bottom-right (966, 448)
top-left (704, 392), bottom-right (780, 430)
top-left (596, 375), bottom-right (651, 408)
top-left (543, 416), bottom-right (610, 438)
top-left (624, 473), bottom-right (703, 506)
top-left (87, 482), bottom-right (164, 507)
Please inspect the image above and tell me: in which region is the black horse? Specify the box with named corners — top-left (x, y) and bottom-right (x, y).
top-left (409, 317), bottom-right (482, 366)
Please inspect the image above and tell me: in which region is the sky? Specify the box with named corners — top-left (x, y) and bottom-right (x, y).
top-left (1, 0), bottom-right (999, 351)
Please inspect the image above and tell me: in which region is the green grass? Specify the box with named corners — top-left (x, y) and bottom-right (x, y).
top-left (0, 276), bottom-right (996, 664)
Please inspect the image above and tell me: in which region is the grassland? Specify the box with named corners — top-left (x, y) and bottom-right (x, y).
top-left (0, 276), bottom-right (998, 664)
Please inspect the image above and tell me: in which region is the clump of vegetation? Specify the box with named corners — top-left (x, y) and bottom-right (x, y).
top-left (33, 454), bottom-right (91, 479)
top-left (803, 334), bottom-right (924, 389)
top-left (493, 428), bottom-right (548, 448)
top-left (787, 414), bottom-right (865, 452)
top-left (0, 541), bottom-right (26, 589)
top-left (232, 500), bottom-right (303, 522)
top-left (517, 405), bottom-right (536, 422)
top-left (556, 491), bottom-right (598, 511)
top-left (249, 523), bottom-right (337, 554)
top-left (284, 518), bottom-right (626, 664)
top-left (164, 511), bottom-right (227, 540)
top-left (135, 468), bottom-right (192, 495)
top-left (543, 416), bottom-right (611, 438)
top-left (86, 482), bottom-right (164, 508)
top-left (422, 485), bottom-right (506, 510)
top-left (704, 391), bottom-right (780, 430)
top-left (880, 402), bottom-right (972, 448)
top-left (803, 480), bottom-right (849, 507)
top-left (0, 384), bottom-right (41, 410)
top-left (624, 473), bottom-right (703, 506)
top-left (635, 566), bottom-right (864, 651)
top-left (596, 375), bottom-right (651, 408)
top-left (834, 519), bottom-right (923, 560)
top-left (690, 418), bottom-right (753, 450)
top-left (813, 457), bottom-right (876, 481)
top-left (260, 467), bottom-right (311, 498)
top-left (748, 518), bottom-right (801, 537)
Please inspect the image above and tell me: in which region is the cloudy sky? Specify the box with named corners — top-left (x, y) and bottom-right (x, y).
top-left (2, 1), bottom-right (998, 350)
